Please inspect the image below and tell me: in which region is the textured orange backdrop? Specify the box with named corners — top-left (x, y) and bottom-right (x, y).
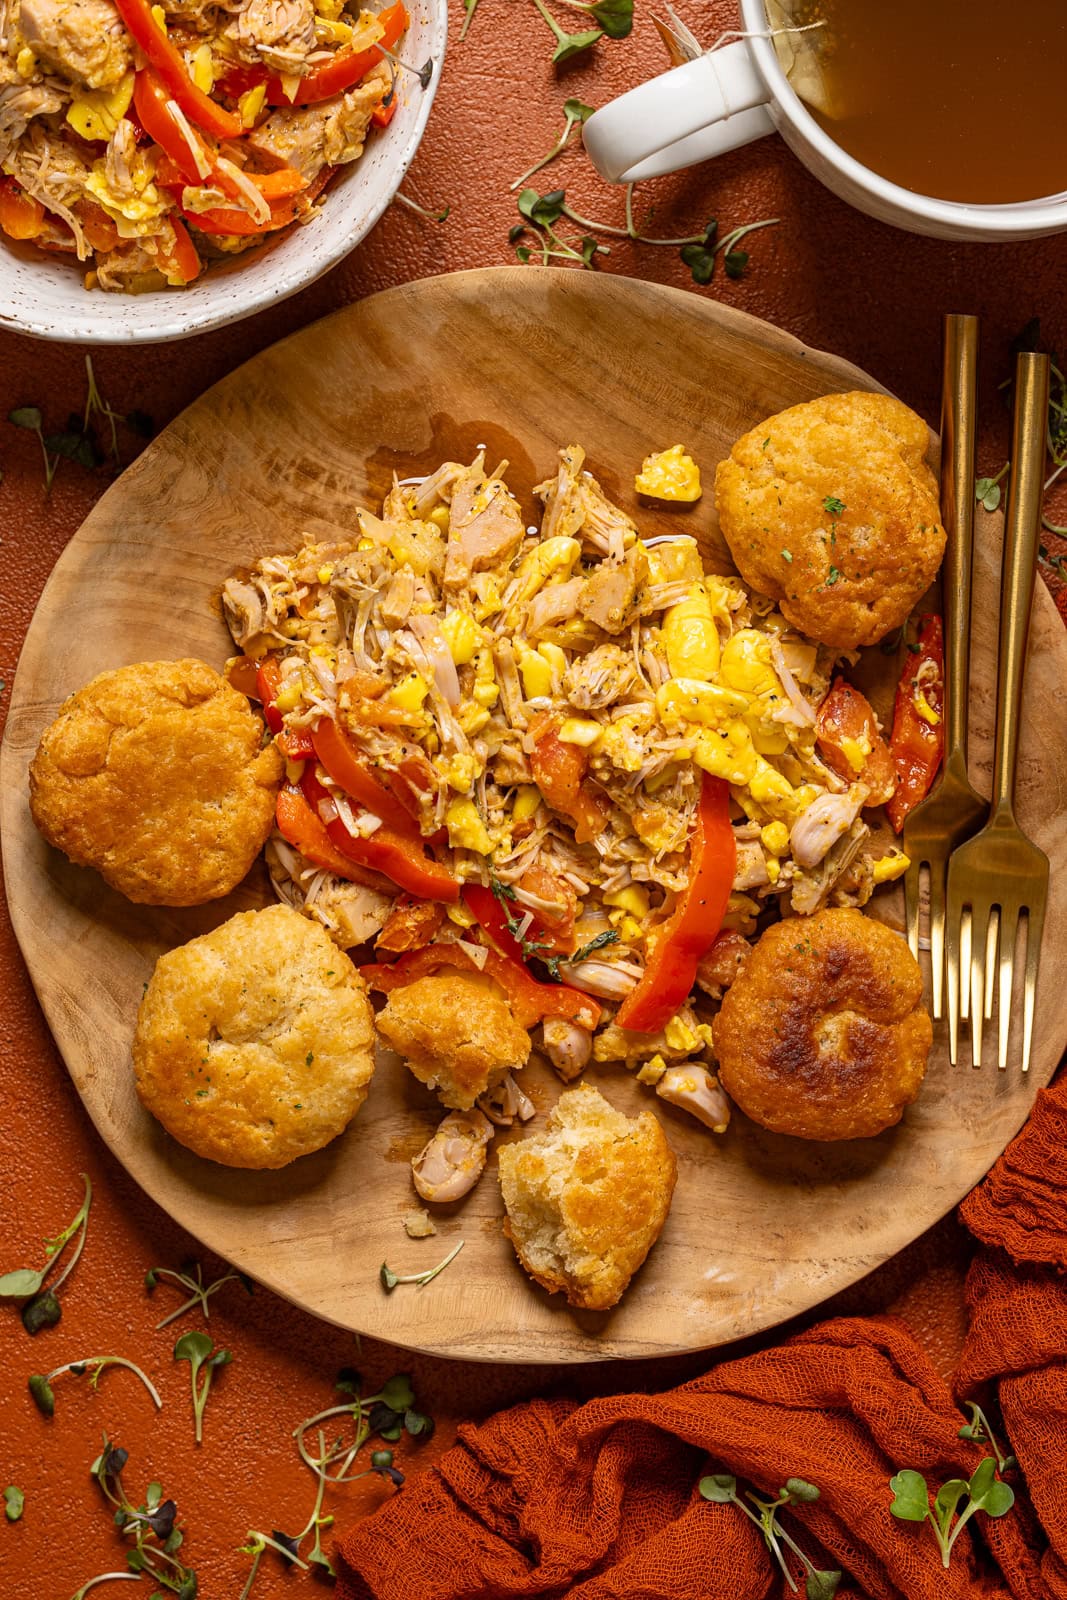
top-left (3, 2), bottom-right (1067, 1594)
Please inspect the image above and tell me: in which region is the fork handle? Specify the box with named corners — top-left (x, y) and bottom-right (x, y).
top-left (992, 352), bottom-right (1051, 812)
top-left (940, 314), bottom-right (979, 760)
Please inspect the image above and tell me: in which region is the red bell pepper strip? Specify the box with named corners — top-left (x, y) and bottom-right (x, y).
top-left (362, 944), bottom-right (601, 1030)
top-left (133, 68), bottom-right (213, 183)
top-left (815, 677), bottom-right (897, 807)
top-left (371, 93), bottom-right (398, 129)
top-left (528, 711), bottom-right (611, 844)
top-left (113, 0), bottom-right (242, 138)
top-left (275, 784), bottom-right (391, 891)
top-left (463, 883), bottom-right (535, 966)
top-left (277, 726), bottom-right (315, 761)
top-left (325, 814), bottom-right (458, 903)
top-left (311, 718), bottom-right (420, 838)
top-left (179, 167), bottom-right (329, 235)
top-left (256, 659), bottom-right (284, 732)
top-left (615, 774), bottom-right (735, 1034)
top-left (221, 2), bottom-right (408, 107)
top-left (886, 615), bottom-right (945, 834)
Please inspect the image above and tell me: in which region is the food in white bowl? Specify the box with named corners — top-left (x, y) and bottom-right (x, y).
top-left (0, 0), bottom-right (446, 341)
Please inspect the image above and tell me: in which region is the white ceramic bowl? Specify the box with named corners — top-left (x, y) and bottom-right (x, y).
top-left (0, 0), bottom-right (447, 344)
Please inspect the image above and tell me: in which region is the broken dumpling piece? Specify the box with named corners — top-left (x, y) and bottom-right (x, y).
top-left (497, 1084), bottom-right (677, 1310)
top-left (714, 907), bottom-right (932, 1141)
top-left (714, 391), bottom-right (945, 648)
top-left (133, 904), bottom-right (376, 1168)
top-left (635, 444), bottom-right (702, 507)
top-left (375, 973), bottom-right (532, 1110)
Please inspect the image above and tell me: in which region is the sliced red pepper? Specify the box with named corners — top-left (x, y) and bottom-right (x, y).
top-left (528, 711), bottom-right (611, 844)
top-left (256, 659), bottom-right (284, 732)
top-left (371, 93), bottom-right (398, 128)
top-left (180, 167), bottom-right (329, 235)
top-left (615, 774), bottom-right (735, 1034)
top-left (463, 880), bottom-right (571, 964)
top-left (275, 785), bottom-right (392, 892)
top-left (133, 68), bottom-right (213, 183)
top-left (362, 944), bottom-right (601, 1030)
top-left (815, 678), bottom-right (897, 807)
top-left (277, 726), bottom-right (315, 761)
top-left (311, 718), bottom-right (420, 838)
top-left (158, 215), bottom-right (201, 285)
top-left (221, 2), bottom-right (407, 107)
top-left (114, 0), bottom-right (242, 138)
top-left (886, 615), bottom-right (945, 834)
top-left (325, 814), bottom-right (458, 903)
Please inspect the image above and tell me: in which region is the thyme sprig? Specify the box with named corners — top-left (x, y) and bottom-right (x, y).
top-left (145, 1260), bottom-right (253, 1330)
top-left (0, 1173), bottom-right (92, 1335)
top-left (699, 1474), bottom-right (840, 1599)
top-left (28, 1355), bottom-right (162, 1418)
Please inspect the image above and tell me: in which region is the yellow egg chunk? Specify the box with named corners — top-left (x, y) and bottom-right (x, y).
top-left (635, 445), bottom-right (702, 505)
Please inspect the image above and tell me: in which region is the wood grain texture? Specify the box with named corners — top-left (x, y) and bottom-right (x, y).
top-left (4, 269), bottom-right (1067, 1363)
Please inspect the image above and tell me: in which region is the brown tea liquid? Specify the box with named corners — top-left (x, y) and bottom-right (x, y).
top-left (778, 0), bottom-right (1067, 203)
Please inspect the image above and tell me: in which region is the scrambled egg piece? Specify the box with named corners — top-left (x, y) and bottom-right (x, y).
top-left (635, 445), bottom-right (702, 504)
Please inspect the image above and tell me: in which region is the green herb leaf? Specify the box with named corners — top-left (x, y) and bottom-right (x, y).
top-left (563, 98), bottom-right (595, 121)
top-left (552, 26), bottom-right (602, 62)
top-left (679, 242), bottom-right (715, 286)
top-left (518, 186), bottom-right (567, 227)
top-left (933, 1478), bottom-right (969, 1531)
top-left (0, 1268), bottom-right (46, 1300)
top-left (968, 1457), bottom-right (1014, 1517)
top-left (975, 477), bottom-right (1002, 512)
top-left (589, 0), bottom-right (632, 38)
top-left (3, 1486), bottom-right (24, 1522)
top-left (822, 496), bottom-right (846, 516)
top-left (568, 929), bottom-right (620, 964)
top-left (173, 1331), bottom-right (213, 1365)
top-left (21, 1288), bottom-right (62, 1335)
top-left (784, 1477), bottom-right (820, 1503)
top-left (698, 1473), bottom-right (737, 1503)
top-left (723, 248), bottom-right (749, 279)
top-left (379, 1262), bottom-right (399, 1291)
top-left (825, 565), bottom-right (842, 586)
top-left (380, 1374), bottom-right (415, 1412)
top-left (28, 1374), bottom-right (55, 1417)
top-left (8, 406), bottom-right (42, 431)
top-left (889, 1468), bottom-right (930, 1521)
top-left (806, 1571), bottom-right (841, 1600)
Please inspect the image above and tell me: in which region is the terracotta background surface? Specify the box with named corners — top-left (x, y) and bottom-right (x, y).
top-left (2, 2), bottom-right (1067, 1593)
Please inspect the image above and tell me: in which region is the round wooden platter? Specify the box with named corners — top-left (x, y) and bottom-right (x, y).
top-left (5, 270), bottom-right (1067, 1364)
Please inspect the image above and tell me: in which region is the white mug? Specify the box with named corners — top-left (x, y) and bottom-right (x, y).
top-left (583, 0), bottom-right (1067, 243)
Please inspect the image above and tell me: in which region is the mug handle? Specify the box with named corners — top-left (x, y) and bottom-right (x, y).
top-left (583, 43), bottom-right (775, 184)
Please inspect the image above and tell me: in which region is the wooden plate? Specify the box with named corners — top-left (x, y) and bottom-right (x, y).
top-left (5, 270), bottom-right (1067, 1363)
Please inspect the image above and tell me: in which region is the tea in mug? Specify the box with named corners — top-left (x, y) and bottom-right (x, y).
top-left (769, 0), bottom-right (1067, 203)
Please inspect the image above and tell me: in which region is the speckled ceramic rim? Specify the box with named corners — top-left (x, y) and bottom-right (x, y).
top-left (0, 0), bottom-right (447, 345)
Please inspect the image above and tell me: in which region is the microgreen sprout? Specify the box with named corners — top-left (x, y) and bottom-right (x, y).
top-left (459, 0), bottom-right (480, 40)
top-left (975, 464), bottom-right (1008, 512)
top-left (958, 1402), bottom-right (1015, 1473)
top-left (996, 318), bottom-right (1067, 540)
top-left (239, 1372), bottom-right (434, 1595)
top-left (889, 1458), bottom-right (1014, 1568)
top-left (510, 99), bottom-right (595, 190)
top-left (380, 1239), bottom-right (464, 1291)
top-left (70, 1574), bottom-right (142, 1599)
top-left (0, 1173), bottom-right (92, 1334)
top-left (530, 0), bottom-right (602, 62)
top-left (394, 190), bottom-right (451, 222)
top-left (4, 1485), bottom-right (24, 1522)
top-left (145, 1260), bottom-right (253, 1330)
top-left (7, 360), bottom-right (150, 494)
top-left (78, 1434), bottom-right (197, 1599)
top-left (28, 1355), bottom-right (162, 1418)
top-left (511, 183), bottom-right (778, 283)
top-left (173, 1331), bottom-right (232, 1444)
top-left (699, 1474), bottom-right (840, 1598)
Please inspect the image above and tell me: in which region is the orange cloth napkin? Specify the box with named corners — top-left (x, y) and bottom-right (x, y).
top-left (337, 1079), bottom-right (1067, 1600)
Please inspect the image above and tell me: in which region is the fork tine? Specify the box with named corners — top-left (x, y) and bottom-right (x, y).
top-left (1022, 901), bottom-right (1046, 1075)
top-left (928, 865), bottom-right (946, 1021)
top-left (945, 903), bottom-right (961, 1066)
top-left (904, 857), bottom-right (923, 962)
top-left (984, 908), bottom-right (998, 1020)
top-left (960, 910), bottom-right (972, 1021)
top-left (969, 905), bottom-right (988, 1067)
top-left (997, 913), bottom-right (1015, 1070)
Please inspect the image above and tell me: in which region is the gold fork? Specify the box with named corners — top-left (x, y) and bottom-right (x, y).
top-left (903, 314), bottom-right (987, 1018)
top-left (945, 351), bottom-right (1051, 1072)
